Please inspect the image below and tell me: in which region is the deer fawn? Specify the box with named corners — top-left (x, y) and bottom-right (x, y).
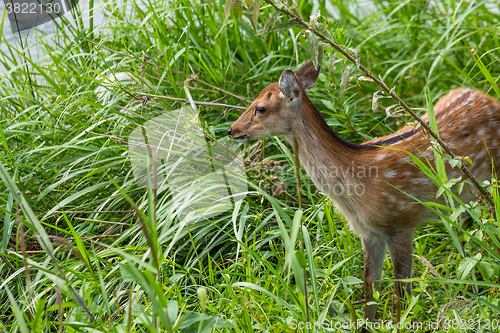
top-left (228, 59), bottom-right (500, 325)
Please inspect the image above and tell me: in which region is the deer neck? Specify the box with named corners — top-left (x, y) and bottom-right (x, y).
top-left (284, 97), bottom-right (375, 216)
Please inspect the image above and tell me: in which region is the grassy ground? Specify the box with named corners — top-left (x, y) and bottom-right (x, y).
top-left (1, 0), bottom-right (500, 332)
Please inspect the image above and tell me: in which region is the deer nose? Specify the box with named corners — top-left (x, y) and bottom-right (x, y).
top-left (227, 127), bottom-right (232, 138)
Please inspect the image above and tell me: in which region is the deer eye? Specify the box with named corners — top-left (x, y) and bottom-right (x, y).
top-left (255, 106), bottom-right (266, 115)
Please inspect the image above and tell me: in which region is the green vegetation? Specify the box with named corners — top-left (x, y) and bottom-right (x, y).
top-left (1, 0), bottom-right (499, 332)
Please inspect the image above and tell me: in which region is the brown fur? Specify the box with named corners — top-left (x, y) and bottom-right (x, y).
top-left (229, 60), bottom-right (500, 324)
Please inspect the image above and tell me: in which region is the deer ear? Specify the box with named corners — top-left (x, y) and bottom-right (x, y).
top-left (296, 59), bottom-right (320, 90)
top-left (279, 69), bottom-right (301, 103)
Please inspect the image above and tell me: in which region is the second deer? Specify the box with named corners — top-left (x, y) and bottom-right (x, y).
top-left (228, 60), bottom-right (500, 326)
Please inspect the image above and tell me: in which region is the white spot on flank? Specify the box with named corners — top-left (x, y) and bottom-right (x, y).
top-left (385, 171), bottom-right (396, 178)
top-left (375, 154), bottom-right (386, 161)
top-left (387, 195), bottom-right (397, 203)
top-left (411, 178), bottom-right (431, 185)
top-left (489, 111), bottom-right (496, 120)
top-left (398, 204), bottom-right (407, 211)
top-left (422, 151), bottom-right (433, 159)
top-left (465, 91), bottom-right (476, 105)
top-left (454, 89), bottom-right (467, 101)
top-left (475, 151), bottom-right (486, 160)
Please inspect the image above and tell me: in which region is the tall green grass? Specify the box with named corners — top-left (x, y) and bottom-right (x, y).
top-left (0, 0), bottom-right (499, 332)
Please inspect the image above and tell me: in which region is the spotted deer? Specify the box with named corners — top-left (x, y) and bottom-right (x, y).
top-left (228, 60), bottom-right (500, 325)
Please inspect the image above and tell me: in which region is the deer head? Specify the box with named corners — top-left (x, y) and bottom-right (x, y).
top-left (227, 60), bottom-right (321, 142)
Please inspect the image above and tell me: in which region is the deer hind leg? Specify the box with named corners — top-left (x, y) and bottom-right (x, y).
top-left (387, 229), bottom-right (414, 322)
top-left (362, 236), bottom-right (387, 323)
